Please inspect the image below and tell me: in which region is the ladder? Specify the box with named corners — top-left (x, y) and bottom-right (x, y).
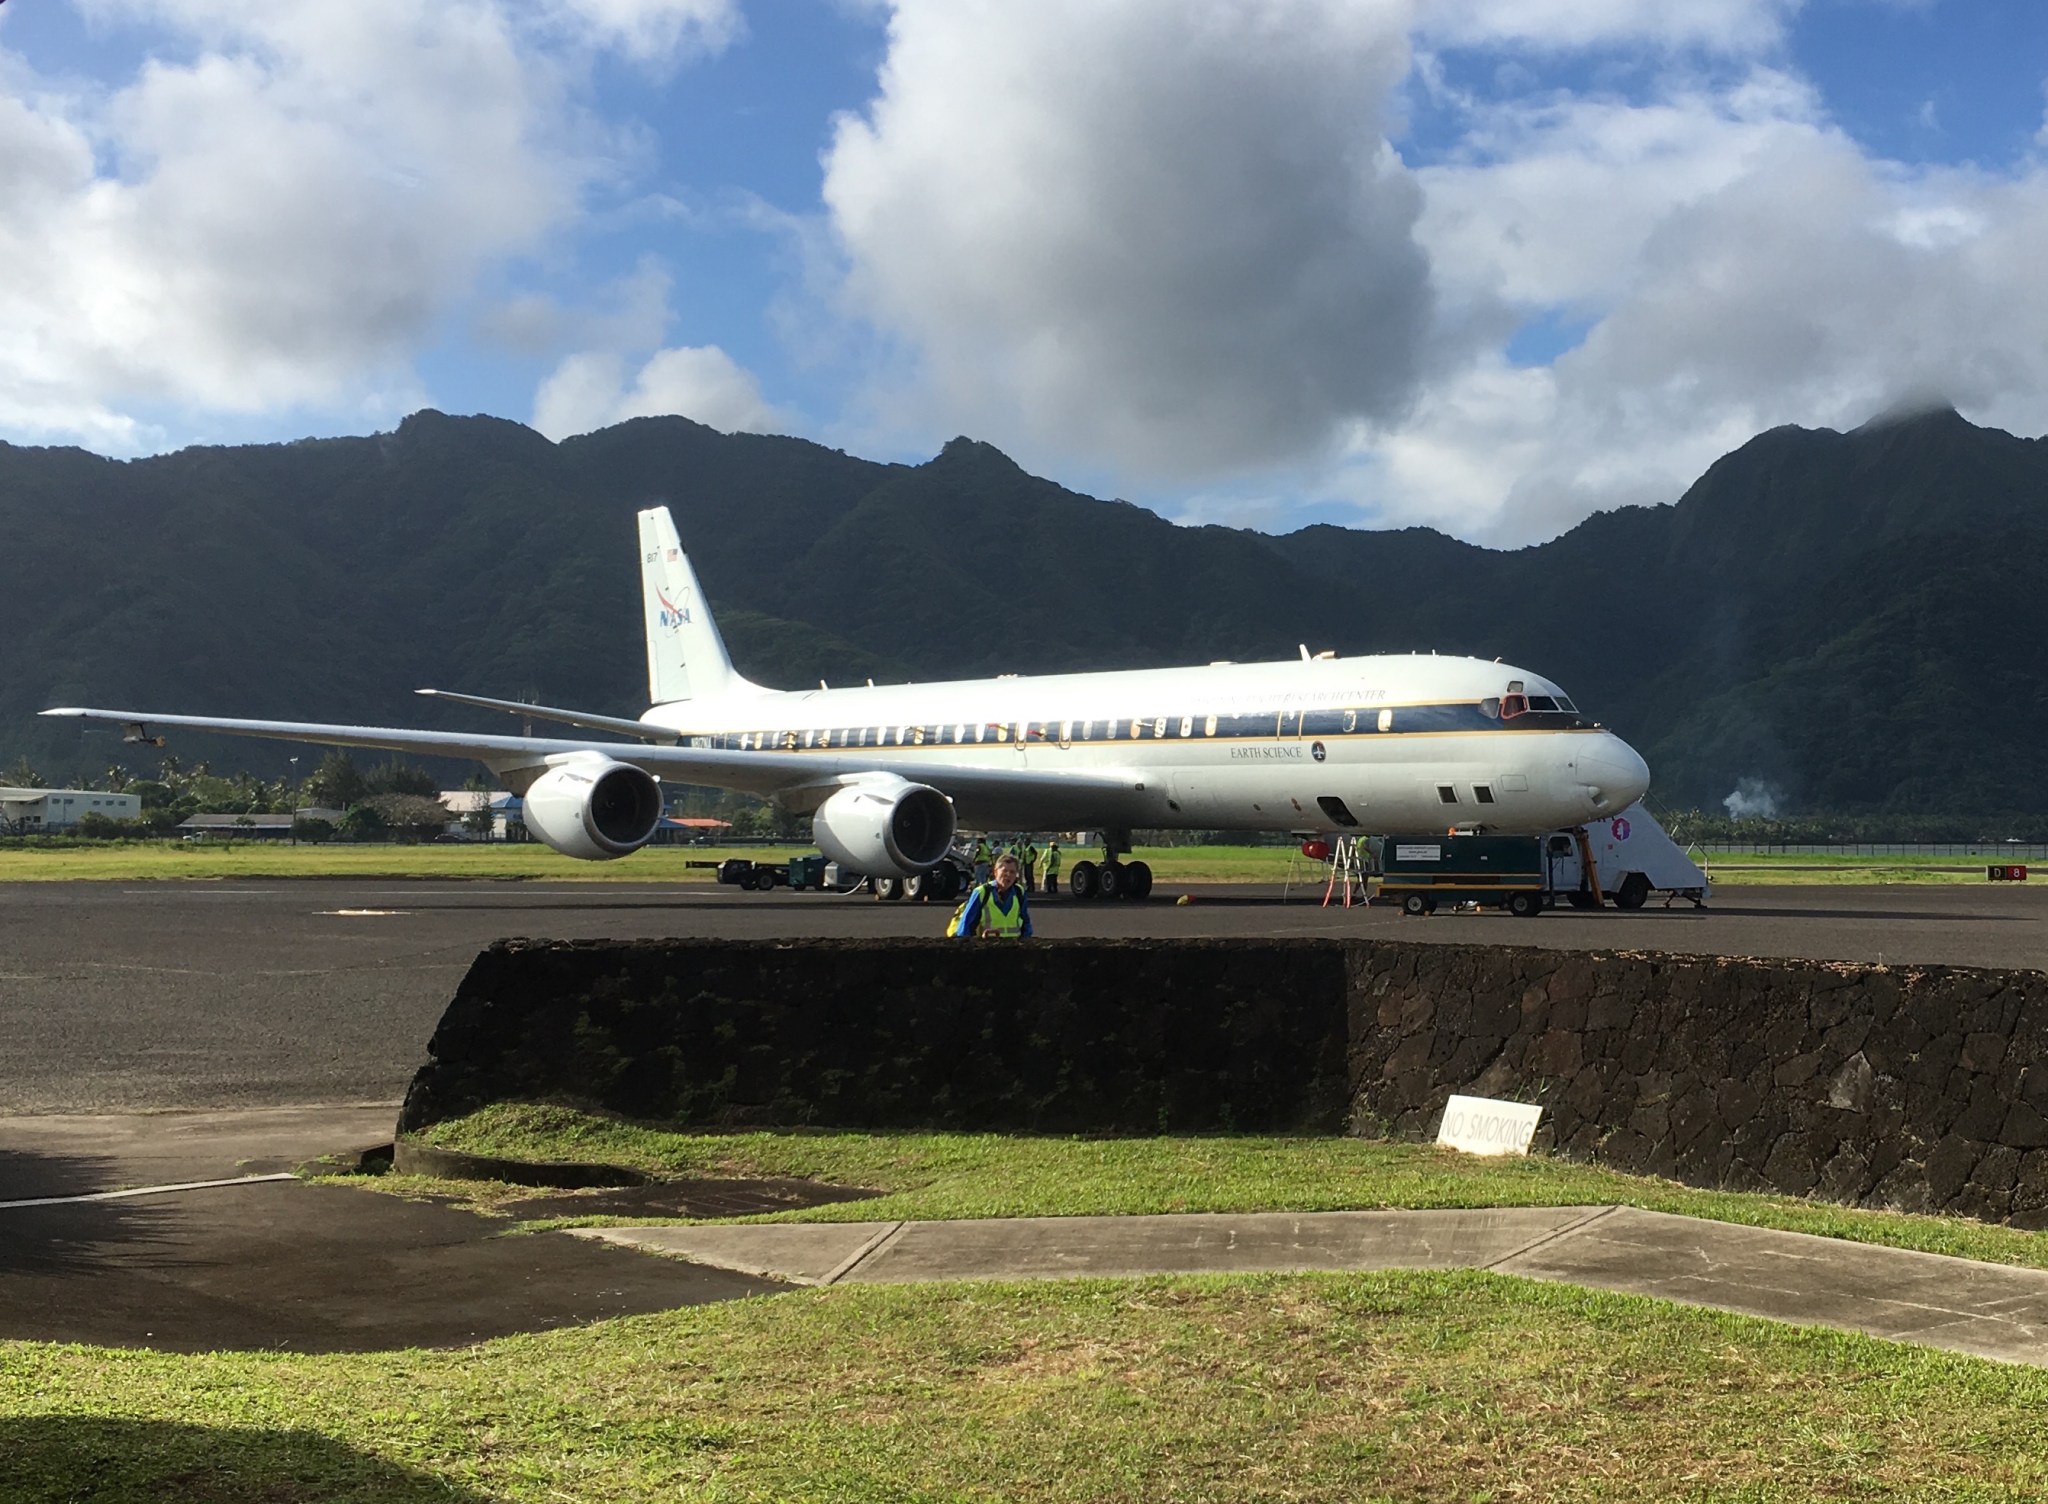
top-left (1323, 835), bottom-right (1369, 908)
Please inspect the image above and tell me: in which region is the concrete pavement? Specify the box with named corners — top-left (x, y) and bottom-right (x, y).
top-left (576, 1205), bottom-right (2048, 1367)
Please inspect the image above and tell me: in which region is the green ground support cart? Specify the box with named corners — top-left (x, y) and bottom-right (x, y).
top-left (1376, 835), bottom-right (1547, 917)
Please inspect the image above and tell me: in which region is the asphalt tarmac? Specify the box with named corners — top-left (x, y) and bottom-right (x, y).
top-left (3, 876), bottom-right (2045, 1354)
top-left (0, 1106), bottom-right (782, 1353)
top-left (3, 877), bottom-right (2045, 1114)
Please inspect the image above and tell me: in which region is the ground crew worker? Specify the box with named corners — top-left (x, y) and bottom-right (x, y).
top-left (971, 835), bottom-right (991, 883)
top-left (1020, 834), bottom-right (1040, 889)
top-left (1042, 838), bottom-right (1061, 896)
top-left (948, 851), bottom-right (1033, 938)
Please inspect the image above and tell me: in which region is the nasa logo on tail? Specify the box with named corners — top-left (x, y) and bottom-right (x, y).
top-left (656, 586), bottom-right (692, 630)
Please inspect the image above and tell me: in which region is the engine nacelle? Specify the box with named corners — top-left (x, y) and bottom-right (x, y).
top-left (521, 759), bottom-right (663, 861)
top-left (811, 780), bottom-right (956, 878)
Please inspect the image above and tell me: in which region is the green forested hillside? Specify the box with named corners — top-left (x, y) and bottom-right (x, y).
top-left (6, 406), bottom-right (2044, 814)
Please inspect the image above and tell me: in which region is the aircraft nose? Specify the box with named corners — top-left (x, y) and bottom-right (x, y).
top-left (1579, 735), bottom-right (1651, 814)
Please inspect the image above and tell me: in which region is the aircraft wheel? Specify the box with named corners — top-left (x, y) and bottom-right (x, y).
top-left (1123, 860), bottom-right (1153, 900)
top-left (905, 871), bottom-right (930, 901)
top-left (1507, 891), bottom-right (1541, 918)
top-left (874, 875), bottom-right (904, 902)
top-left (1068, 860), bottom-right (1099, 900)
top-left (1401, 892), bottom-right (1430, 916)
top-left (1097, 861), bottom-right (1124, 899)
top-left (932, 865), bottom-right (962, 901)
top-left (1612, 872), bottom-right (1651, 910)
top-left (1567, 890), bottom-right (1600, 910)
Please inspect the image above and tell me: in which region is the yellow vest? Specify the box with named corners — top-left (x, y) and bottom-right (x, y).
top-left (976, 883), bottom-right (1026, 936)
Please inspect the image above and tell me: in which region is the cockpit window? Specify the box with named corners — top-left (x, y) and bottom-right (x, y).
top-left (1483, 688), bottom-right (1590, 729)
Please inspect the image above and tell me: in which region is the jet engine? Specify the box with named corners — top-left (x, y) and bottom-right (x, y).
top-left (811, 779), bottom-right (956, 878)
top-left (521, 759), bottom-right (663, 861)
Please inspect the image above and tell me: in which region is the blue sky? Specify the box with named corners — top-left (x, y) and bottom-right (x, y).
top-left (3, 0), bottom-right (2045, 544)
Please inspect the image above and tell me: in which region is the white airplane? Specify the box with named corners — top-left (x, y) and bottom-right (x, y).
top-left (42, 506), bottom-right (1649, 900)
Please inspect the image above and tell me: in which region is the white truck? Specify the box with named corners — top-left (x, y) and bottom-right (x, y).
top-left (1542, 803), bottom-right (1710, 910)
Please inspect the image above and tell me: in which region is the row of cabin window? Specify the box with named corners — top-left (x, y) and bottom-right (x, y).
top-left (710, 704), bottom-right (1488, 752)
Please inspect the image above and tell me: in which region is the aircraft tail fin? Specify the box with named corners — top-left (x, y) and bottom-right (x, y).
top-left (637, 507), bottom-right (743, 706)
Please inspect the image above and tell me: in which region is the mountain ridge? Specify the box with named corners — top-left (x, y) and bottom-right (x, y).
top-left (6, 405), bottom-right (2043, 814)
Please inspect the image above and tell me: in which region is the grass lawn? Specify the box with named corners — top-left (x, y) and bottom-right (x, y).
top-left (0, 841), bottom-right (810, 883)
top-left (397, 1104), bottom-right (2048, 1273)
top-left (0, 840), bottom-right (1364, 885)
top-left (1698, 851), bottom-right (2031, 886)
top-left (6, 1272), bottom-right (2048, 1502)
top-left (0, 839), bottom-right (2015, 886)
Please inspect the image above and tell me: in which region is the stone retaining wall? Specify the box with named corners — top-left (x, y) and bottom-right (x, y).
top-left (399, 937), bottom-right (1353, 1137)
top-left (1347, 943), bottom-right (2048, 1227)
top-left (400, 936), bottom-right (2048, 1225)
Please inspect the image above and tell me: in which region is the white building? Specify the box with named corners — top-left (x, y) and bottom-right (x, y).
top-left (438, 789), bottom-right (522, 840)
top-left (0, 786), bottom-right (142, 831)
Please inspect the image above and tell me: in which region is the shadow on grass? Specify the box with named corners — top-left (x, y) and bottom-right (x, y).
top-left (0, 1415), bottom-right (488, 1504)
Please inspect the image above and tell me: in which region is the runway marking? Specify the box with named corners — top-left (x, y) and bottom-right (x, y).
top-left (357, 887), bottom-right (718, 900)
top-left (320, 908), bottom-right (412, 917)
top-left (0, 1172), bottom-right (298, 1211)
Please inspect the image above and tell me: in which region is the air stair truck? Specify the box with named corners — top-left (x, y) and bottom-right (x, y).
top-left (1378, 803), bottom-right (1709, 916)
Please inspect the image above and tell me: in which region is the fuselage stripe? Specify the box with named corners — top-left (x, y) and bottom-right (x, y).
top-left (685, 702), bottom-right (1593, 751)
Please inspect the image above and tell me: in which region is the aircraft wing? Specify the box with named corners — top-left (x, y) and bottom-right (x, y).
top-left (38, 706), bottom-right (1146, 817)
top-left (411, 688), bottom-right (680, 743)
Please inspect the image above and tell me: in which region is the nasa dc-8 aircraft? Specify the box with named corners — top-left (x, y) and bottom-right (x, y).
top-left (44, 507), bottom-right (1650, 898)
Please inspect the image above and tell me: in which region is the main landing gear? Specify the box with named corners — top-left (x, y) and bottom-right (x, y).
top-left (1065, 830), bottom-right (1154, 902)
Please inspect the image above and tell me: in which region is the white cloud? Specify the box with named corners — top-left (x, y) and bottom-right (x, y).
top-left (1416, 71), bottom-right (1829, 310)
top-left (821, 0), bottom-right (1434, 482)
top-left (1344, 69), bottom-right (2048, 543)
top-left (475, 257), bottom-right (676, 359)
top-left (0, 0), bottom-right (740, 449)
top-left (532, 0), bottom-right (743, 66)
top-left (533, 344), bottom-right (791, 438)
top-left (1414, 0), bottom-right (1796, 53)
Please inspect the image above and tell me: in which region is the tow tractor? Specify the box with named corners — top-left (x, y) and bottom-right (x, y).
top-left (706, 850), bottom-right (974, 901)
top-left (1378, 803), bottom-right (1709, 916)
